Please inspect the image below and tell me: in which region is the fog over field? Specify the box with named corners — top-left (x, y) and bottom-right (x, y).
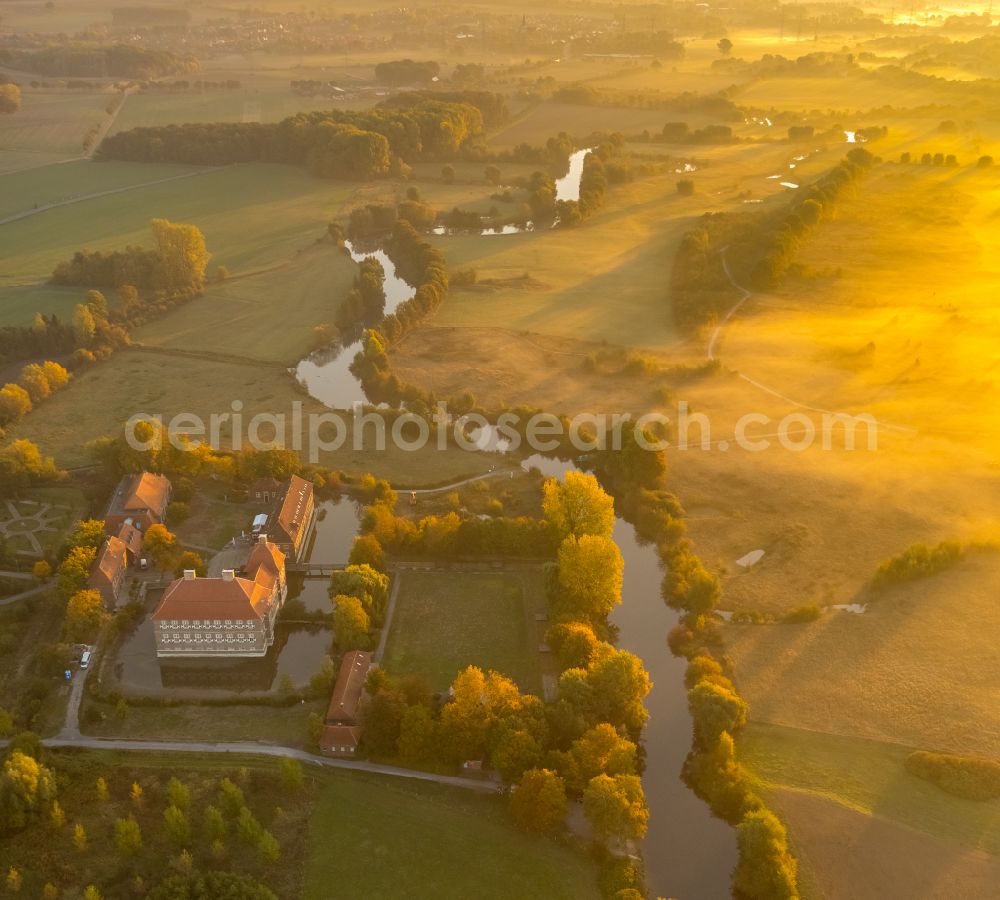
top-left (1, 2), bottom-right (998, 899)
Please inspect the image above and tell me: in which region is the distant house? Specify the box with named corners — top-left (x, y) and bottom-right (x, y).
top-left (88, 536), bottom-right (129, 607)
top-left (265, 475), bottom-right (315, 562)
top-left (249, 477), bottom-right (283, 505)
top-left (105, 472), bottom-right (172, 534)
top-left (319, 650), bottom-right (371, 756)
top-left (151, 536), bottom-right (287, 658)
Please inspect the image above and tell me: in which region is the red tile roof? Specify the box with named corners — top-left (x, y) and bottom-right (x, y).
top-left (325, 651), bottom-right (371, 725)
top-left (90, 536), bottom-right (128, 585)
top-left (320, 724), bottom-right (362, 752)
top-left (271, 475), bottom-right (313, 545)
top-left (152, 575), bottom-right (272, 622)
top-left (123, 472), bottom-right (170, 518)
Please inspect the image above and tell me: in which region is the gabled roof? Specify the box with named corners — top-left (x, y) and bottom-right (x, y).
top-left (320, 724), bottom-right (362, 751)
top-left (245, 540), bottom-right (285, 582)
top-left (90, 536), bottom-right (128, 585)
top-left (270, 475), bottom-right (313, 544)
top-left (117, 522), bottom-right (143, 557)
top-left (325, 650), bottom-right (371, 724)
top-left (152, 575), bottom-right (273, 622)
top-left (108, 471), bottom-right (171, 519)
top-left (153, 538), bottom-right (286, 623)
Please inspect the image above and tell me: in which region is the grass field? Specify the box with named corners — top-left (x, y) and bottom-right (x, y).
top-left (7, 348), bottom-right (498, 484)
top-left (0, 163), bottom-right (354, 290)
top-left (0, 158), bottom-right (204, 220)
top-left (82, 696), bottom-right (326, 746)
top-left (742, 724), bottom-right (1000, 900)
top-left (382, 571), bottom-right (542, 694)
top-left (304, 769), bottom-right (600, 900)
top-left (722, 550), bottom-right (1000, 758)
top-left (134, 244), bottom-right (357, 365)
top-left (108, 88), bottom-right (337, 133)
top-left (0, 90), bottom-right (110, 164)
top-left (743, 723), bottom-right (1000, 856)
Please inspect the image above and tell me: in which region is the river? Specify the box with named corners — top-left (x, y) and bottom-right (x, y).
top-left (293, 153), bottom-right (737, 897)
top-left (523, 455), bottom-right (738, 900)
top-left (293, 243), bottom-right (415, 409)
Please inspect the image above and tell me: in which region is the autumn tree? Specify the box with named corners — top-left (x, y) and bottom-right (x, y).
top-left (115, 815), bottom-right (142, 857)
top-left (439, 667), bottom-right (531, 764)
top-left (65, 589), bottom-right (109, 642)
top-left (563, 723), bottom-right (638, 795)
top-left (173, 551), bottom-right (206, 578)
top-left (733, 809), bottom-right (799, 900)
top-left (0, 384), bottom-right (31, 426)
top-left (397, 704), bottom-right (439, 764)
top-left (582, 774), bottom-right (648, 844)
top-left (557, 534), bottom-right (624, 621)
top-left (348, 534), bottom-right (385, 572)
top-left (55, 545), bottom-right (95, 600)
top-left (151, 218), bottom-right (210, 290)
top-left (509, 768), bottom-right (567, 833)
top-left (142, 523), bottom-right (177, 570)
top-left (68, 519), bottom-right (107, 552)
top-left (0, 84), bottom-right (21, 115)
top-left (73, 822), bottom-right (88, 851)
top-left (332, 594), bottom-right (371, 650)
top-left (328, 564), bottom-right (389, 620)
top-left (163, 804), bottom-right (191, 848)
top-left (279, 757), bottom-right (304, 792)
top-left (688, 679), bottom-right (748, 746)
top-left (196, 805), bottom-right (225, 847)
top-left (542, 471), bottom-right (615, 539)
top-left (0, 751), bottom-right (57, 833)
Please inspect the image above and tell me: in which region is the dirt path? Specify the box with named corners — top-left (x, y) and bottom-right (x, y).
top-left (0, 166), bottom-right (225, 226)
top-left (710, 247), bottom-right (917, 436)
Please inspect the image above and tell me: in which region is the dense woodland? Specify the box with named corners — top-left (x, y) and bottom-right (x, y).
top-left (97, 93), bottom-right (507, 176)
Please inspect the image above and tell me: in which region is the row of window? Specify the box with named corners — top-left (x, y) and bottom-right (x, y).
top-left (161, 619), bottom-right (254, 629)
top-left (160, 633), bottom-right (259, 644)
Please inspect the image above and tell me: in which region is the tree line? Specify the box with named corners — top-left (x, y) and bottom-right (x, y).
top-left (97, 93), bottom-right (506, 175)
top-left (587, 433), bottom-right (801, 899)
top-left (0, 46), bottom-right (196, 79)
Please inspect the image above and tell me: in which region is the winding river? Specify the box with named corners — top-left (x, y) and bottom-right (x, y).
top-left (295, 154), bottom-right (738, 898)
top-left (523, 456), bottom-right (737, 900)
top-left (294, 243), bottom-right (415, 409)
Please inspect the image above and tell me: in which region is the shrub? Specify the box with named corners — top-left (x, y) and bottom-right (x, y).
top-left (871, 541), bottom-right (964, 591)
top-left (905, 751), bottom-right (1000, 801)
top-left (779, 604), bottom-right (822, 624)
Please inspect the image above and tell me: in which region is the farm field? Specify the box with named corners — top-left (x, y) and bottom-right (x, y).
top-left (304, 768), bottom-right (601, 900)
top-left (382, 570), bottom-right (542, 694)
top-left (134, 245), bottom-right (357, 365)
top-left (0, 158), bottom-right (203, 220)
top-left (742, 724), bottom-right (1000, 900)
top-left (0, 90), bottom-right (111, 170)
top-left (722, 550), bottom-right (1000, 758)
top-left (0, 162), bottom-right (354, 291)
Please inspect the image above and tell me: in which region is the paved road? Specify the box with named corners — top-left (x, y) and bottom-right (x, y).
top-left (58, 663), bottom-right (91, 740)
top-left (42, 736), bottom-right (498, 793)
